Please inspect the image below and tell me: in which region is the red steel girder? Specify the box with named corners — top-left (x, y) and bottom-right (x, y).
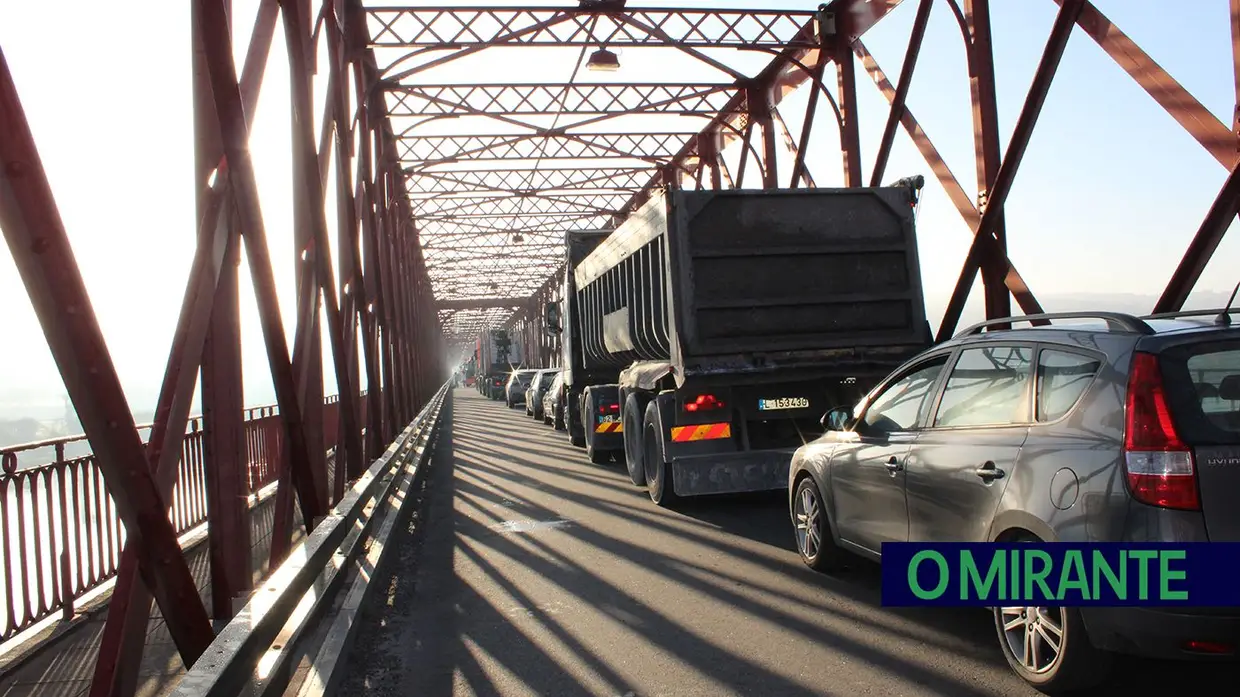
top-left (279, 0), bottom-right (365, 510)
top-left (197, 0), bottom-right (328, 536)
top-left (414, 192), bottom-right (628, 217)
top-left (936, 0), bottom-right (1084, 340)
top-left (384, 83), bottom-right (739, 117)
top-left (609, 0), bottom-right (904, 213)
top-left (405, 167), bottom-right (649, 194)
top-left (437, 297), bottom-right (530, 310)
top-left (1155, 163), bottom-right (1240, 313)
top-left (398, 132), bottom-right (698, 167)
top-left (419, 213), bottom-right (608, 235)
top-left (1058, 0), bottom-right (1233, 169)
top-left (366, 7), bottom-right (818, 49)
top-left (89, 3), bottom-right (281, 695)
top-left (869, 0), bottom-right (932, 187)
top-left (0, 42), bottom-right (215, 672)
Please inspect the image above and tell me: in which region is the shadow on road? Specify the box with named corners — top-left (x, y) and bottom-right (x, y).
top-left (340, 389), bottom-right (1240, 697)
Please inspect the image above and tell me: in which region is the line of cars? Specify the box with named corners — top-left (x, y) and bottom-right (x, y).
top-left (484, 367), bottom-right (569, 431)
top-left (479, 308), bottom-right (1240, 694)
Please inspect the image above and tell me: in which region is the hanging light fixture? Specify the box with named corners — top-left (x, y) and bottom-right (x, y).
top-left (587, 46), bottom-right (620, 71)
top-left (512, 231), bottom-right (524, 243)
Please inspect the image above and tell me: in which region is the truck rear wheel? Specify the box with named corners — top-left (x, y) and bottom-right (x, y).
top-left (568, 393), bottom-right (585, 446)
top-left (622, 394), bottom-right (649, 486)
top-left (643, 403), bottom-right (677, 507)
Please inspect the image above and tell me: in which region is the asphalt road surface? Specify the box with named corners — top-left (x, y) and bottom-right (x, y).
top-left (337, 388), bottom-right (1239, 697)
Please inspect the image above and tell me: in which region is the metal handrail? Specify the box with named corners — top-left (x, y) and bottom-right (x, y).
top-left (169, 380), bottom-right (452, 697)
top-left (954, 312), bottom-right (1155, 339)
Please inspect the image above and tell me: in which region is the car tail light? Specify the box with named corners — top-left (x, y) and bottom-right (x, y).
top-left (1123, 352), bottom-right (1199, 511)
top-left (1183, 640), bottom-right (1234, 655)
top-left (685, 394), bottom-right (725, 412)
top-left (598, 403), bottom-right (620, 414)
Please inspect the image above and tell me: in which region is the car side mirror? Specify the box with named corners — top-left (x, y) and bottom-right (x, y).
top-left (544, 302), bottom-right (562, 335)
top-left (821, 406), bottom-right (854, 432)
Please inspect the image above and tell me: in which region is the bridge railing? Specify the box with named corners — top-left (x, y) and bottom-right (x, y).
top-left (0, 392), bottom-right (367, 647)
top-left (172, 381), bottom-right (451, 697)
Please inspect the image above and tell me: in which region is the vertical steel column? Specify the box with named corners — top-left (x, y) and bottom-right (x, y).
top-left (279, 0), bottom-right (364, 503)
top-left (963, 0), bottom-right (1011, 320)
top-left (937, 0), bottom-right (1081, 339)
top-left (374, 163), bottom-right (401, 432)
top-left (89, 5), bottom-right (279, 694)
top-left (1233, 0), bottom-right (1240, 164)
top-left (194, 0), bottom-right (249, 625)
top-left (196, 0), bottom-right (250, 622)
top-left (351, 55), bottom-right (388, 457)
top-left (330, 0), bottom-right (372, 481)
top-left (834, 12), bottom-right (863, 187)
top-left (285, 0), bottom-right (328, 523)
top-left (747, 86), bottom-right (778, 189)
top-left (201, 205), bottom-right (249, 619)
top-left (197, 0), bottom-right (326, 557)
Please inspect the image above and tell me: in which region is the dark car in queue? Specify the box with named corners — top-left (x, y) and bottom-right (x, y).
top-left (526, 369), bottom-right (557, 420)
top-left (505, 369), bottom-right (540, 409)
top-left (543, 371), bottom-right (566, 430)
top-left (788, 310), bottom-right (1240, 694)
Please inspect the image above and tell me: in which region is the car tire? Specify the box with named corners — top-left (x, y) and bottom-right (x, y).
top-left (994, 534), bottom-right (1112, 694)
top-left (791, 475), bottom-right (847, 573)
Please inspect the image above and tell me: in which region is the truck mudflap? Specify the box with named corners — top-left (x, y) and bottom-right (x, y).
top-left (591, 413), bottom-right (625, 450)
top-left (671, 448), bottom-right (797, 497)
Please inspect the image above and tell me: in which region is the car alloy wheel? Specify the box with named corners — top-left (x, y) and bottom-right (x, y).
top-left (999, 605), bottom-right (1064, 674)
top-left (793, 483), bottom-right (821, 560)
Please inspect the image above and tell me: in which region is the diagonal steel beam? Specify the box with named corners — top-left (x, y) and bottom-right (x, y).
top-left (1057, 0), bottom-right (1233, 168)
top-left (89, 3), bottom-right (281, 695)
top-left (198, 0), bottom-right (326, 531)
top-left (936, 0), bottom-right (1085, 340)
top-left (0, 42), bottom-right (215, 672)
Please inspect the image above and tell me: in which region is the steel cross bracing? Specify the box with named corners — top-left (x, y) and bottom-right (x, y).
top-left (0, 0), bottom-right (1236, 694)
top-left (366, 1), bottom-right (847, 340)
top-left (1, 0), bottom-right (443, 695)
top-left (366, 0), bottom-right (1239, 351)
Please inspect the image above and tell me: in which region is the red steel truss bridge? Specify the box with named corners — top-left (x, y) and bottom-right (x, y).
top-left (0, 0), bottom-right (1236, 696)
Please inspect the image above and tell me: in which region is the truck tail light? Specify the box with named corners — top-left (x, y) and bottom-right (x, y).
top-left (685, 394), bottom-right (725, 412)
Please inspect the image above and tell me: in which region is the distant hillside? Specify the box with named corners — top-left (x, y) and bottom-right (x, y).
top-left (924, 290), bottom-right (1236, 332)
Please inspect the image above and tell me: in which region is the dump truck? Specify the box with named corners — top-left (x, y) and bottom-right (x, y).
top-left (476, 328), bottom-right (524, 399)
top-left (544, 181), bottom-right (933, 506)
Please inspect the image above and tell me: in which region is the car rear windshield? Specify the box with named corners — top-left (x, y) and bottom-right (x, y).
top-left (1159, 340), bottom-right (1240, 445)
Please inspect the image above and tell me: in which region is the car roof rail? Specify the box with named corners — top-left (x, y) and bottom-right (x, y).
top-left (954, 312), bottom-right (1156, 339)
top-left (1142, 308), bottom-right (1240, 321)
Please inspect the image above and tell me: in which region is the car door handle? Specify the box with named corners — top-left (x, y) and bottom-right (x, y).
top-left (975, 461), bottom-right (1005, 480)
top-left (885, 456), bottom-right (904, 472)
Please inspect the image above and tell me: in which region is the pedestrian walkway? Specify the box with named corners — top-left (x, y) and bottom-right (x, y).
top-left (0, 490), bottom-right (306, 697)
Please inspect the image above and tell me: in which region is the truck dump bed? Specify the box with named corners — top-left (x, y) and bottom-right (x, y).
top-left (572, 186), bottom-right (928, 374)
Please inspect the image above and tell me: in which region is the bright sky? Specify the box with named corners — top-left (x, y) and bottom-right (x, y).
top-left (0, 0), bottom-right (1236, 422)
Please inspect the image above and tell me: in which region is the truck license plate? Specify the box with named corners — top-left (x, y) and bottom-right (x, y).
top-left (598, 415), bottom-right (620, 424)
top-left (758, 397), bottom-right (810, 411)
